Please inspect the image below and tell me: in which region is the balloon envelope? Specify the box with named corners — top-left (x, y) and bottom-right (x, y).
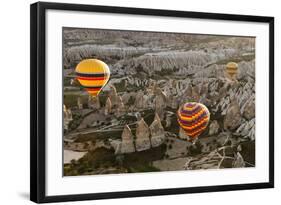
top-left (226, 62), bottom-right (238, 76)
top-left (177, 102), bottom-right (210, 140)
top-left (75, 59), bottom-right (110, 97)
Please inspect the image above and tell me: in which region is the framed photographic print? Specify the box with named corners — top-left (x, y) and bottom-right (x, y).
top-left (30, 1), bottom-right (274, 203)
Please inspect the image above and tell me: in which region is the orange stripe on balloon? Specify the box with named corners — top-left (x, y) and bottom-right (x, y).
top-left (178, 109), bottom-right (206, 121)
top-left (187, 126), bottom-right (208, 137)
top-left (179, 117), bottom-right (209, 130)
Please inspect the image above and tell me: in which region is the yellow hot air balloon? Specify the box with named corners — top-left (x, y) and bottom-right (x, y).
top-left (75, 59), bottom-right (110, 97)
top-left (226, 62), bottom-right (238, 80)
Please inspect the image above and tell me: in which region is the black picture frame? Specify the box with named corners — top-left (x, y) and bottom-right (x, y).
top-left (30, 1), bottom-right (274, 203)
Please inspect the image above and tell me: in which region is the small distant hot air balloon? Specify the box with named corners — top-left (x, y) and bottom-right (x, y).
top-left (75, 59), bottom-right (110, 97)
top-left (225, 62), bottom-right (238, 81)
top-left (177, 102), bottom-right (210, 141)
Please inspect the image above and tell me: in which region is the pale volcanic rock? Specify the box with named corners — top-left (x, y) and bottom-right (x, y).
top-left (120, 125), bottom-right (135, 153)
top-left (88, 95), bottom-right (101, 110)
top-left (237, 61), bottom-right (255, 81)
top-left (179, 127), bottom-right (188, 140)
top-left (150, 113), bottom-right (165, 147)
top-left (223, 98), bottom-right (242, 130)
top-left (77, 97), bottom-right (83, 109)
top-left (135, 90), bottom-right (145, 109)
top-left (155, 89), bottom-right (167, 119)
top-left (135, 118), bottom-right (151, 151)
top-left (235, 118), bottom-right (255, 140)
top-left (114, 143), bottom-right (122, 155)
top-left (135, 90), bottom-right (150, 109)
top-left (213, 77), bottom-right (255, 117)
top-left (142, 95), bottom-right (150, 108)
top-left (199, 95), bottom-right (212, 107)
top-left (164, 111), bottom-right (174, 128)
top-left (242, 98), bottom-right (255, 120)
top-left (146, 79), bottom-right (157, 95)
top-left (233, 152), bottom-right (246, 168)
top-left (116, 50), bottom-right (215, 77)
top-left (104, 97), bottom-right (112, 115)
top-left (115, 96), bottom-right (126, 117)
top-left (183, 85), bottom-right (192, 100)
top-left (116, 95), bottom-right (123, 105)
top-left (63, 104), bottom-right (73, 130)
top-left (63, 43), bottom-right (150, 68)
top-left (191, 85), bottom-right (200, 102)
top-left (199, 82), bottom-right (209, 96)
top-left (121, 92), bottom-right (136, 105)
top-left (217, 85), bottom-right (228, 100)
top-left (183, 85), bottom-right (200, 102)
top-left (108, 85), bottom-right (118, 106)
top-left (208, 120), bottom-right (220, 136)
top-left (170, 95), bottom-right (179, 109)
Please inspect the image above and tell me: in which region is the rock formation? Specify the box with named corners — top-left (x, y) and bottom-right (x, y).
top-left (120, 125), bottom-right (135, 153)
top-left (135, 118), bottom-right (151, 151)
top-left (155, 89), bottom-right (167, 119)
top-left (224, 98), bottom-right (242, 130)
top-left (116, 96), bottom-right (126, 117)
top-left (165, 111), bottom-right (173, 128)
top-left (170, 95), bottom-right (179, 109)
top-left (135, 90), bottom-right (145, 109)
top-left (77, 97), bottom-right (83, 109)
top-left (183, 144), bottom-right (249, 170)
top-left (150, 113), bottom-right (165, 147)
top-left (104, 97), bottom-right (112, 115)
top-left (191, 85), bottom-right (200, 102)
top-left (182, 84), bottom-right (200, 103)
top-left (242, 98), bottom-right (255, 120)
top-left (146, 80), bottom-right (157, 95)
top-left (63, 104), bottom-right (73, 130)
top-left (88, 95), bottom-right (100, 110)
top-left (208, 120), bottom-right (220, 135)
top-left (235, 118), bottom-right (255, 140)
top-left (179, 127), bottom-right (188, 140)
top-left (233, 152), bottom-right (246, 168)
top-left (108, 85), bottom-right (118, 106)
top-left (111, 117), bottom-right (166, 154)
top-left (184, 85), bottom-right (192, 99)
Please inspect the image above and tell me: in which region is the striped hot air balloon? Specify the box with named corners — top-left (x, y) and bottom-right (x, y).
top-left (75, 59), bottom-right (110, 97)
top-left (177, 102), bottom-right (210, 141)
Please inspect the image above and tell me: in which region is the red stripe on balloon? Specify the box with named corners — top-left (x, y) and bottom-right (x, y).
top-left (77, 77), bottom-right (106, 81)
top-left (86, 87), bottom-right (101, 91)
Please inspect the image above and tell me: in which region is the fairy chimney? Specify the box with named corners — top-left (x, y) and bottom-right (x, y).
top-left (63, 104), bottom-right (73, 130)
top-left (104, 97), bottom-right (112, 115)
top-left (155, 89), bottom-right (167, 119)
top-left (179, 127), bottom-right (188, 140)
top-left (77, 97), bottom-right (83, 109)
top-left (116, 100), bottom-right (126, 117)
top-left (88, 95), bottom-right (100, 110)
top-left (224, 98), bottom-right (242, 130)
top-left (120, 125), bottom-right (135, 153)
top-left (108, 85), bottom-right (118, 106)
top-left (135, 90), bottom-right (145, 109)
top-left (150, 113), bottom-right (165, 147)
top-left (135, 118), bottom-right (151, 151)
top-left (184, 85), bottom-right (200, 102)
